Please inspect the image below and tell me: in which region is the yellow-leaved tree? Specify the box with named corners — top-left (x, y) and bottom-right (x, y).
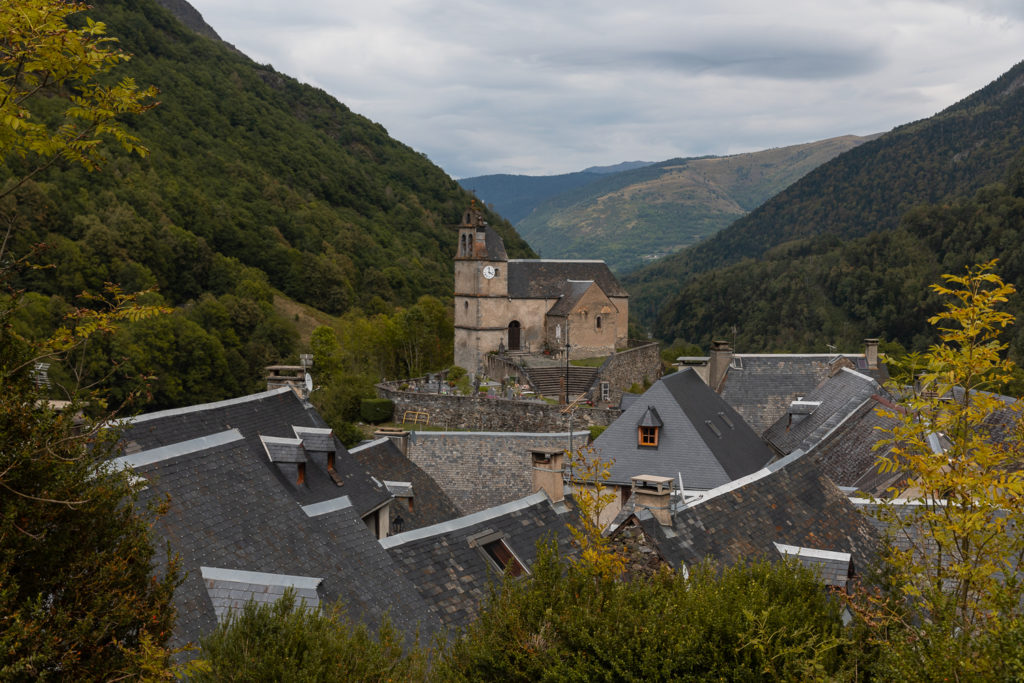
top-left (1, 0), bottom-right (158, 202)
top-left (0, 2), bottom-right (178, 678)
top-left (862, 260), bottom-right (1024, 679)
top-left (566, 445), bottom-right (626, 580)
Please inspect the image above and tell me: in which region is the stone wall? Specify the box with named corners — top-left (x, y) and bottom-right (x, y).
top-left (376, 382), bottom-right (621, 432)
top-left (596, 342), bottom-right (662, 406)
top-left (405, 431), bottom-right (587, 514)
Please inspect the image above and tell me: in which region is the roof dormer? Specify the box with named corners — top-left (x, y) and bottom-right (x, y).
top-left (637, 406), bottom-right (663, 447)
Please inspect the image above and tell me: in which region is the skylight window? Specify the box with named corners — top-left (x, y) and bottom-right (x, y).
top-left (469, 530), bottom-right (529, 578)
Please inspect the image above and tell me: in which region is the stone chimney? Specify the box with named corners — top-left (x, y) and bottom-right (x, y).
top-left (531, 449), bottom-right (565, 503)
top-left (375, 427), bottom-right (410, 457)
top-left (630, 474), bottom-right (674, 526)
top-left (864, 338), bottom-right (879, 370)
top-left (708, 340), bottom-right (733, 391)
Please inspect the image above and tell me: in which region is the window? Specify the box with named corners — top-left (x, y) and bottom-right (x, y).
top-left (600, 381), bottom-right (610, 402)
top-left (596, 315), bottom-right (602, 330)
top-left (469, 530), bottom-right (529, 578)
top-left (638, 425), bottom-right (659, 447)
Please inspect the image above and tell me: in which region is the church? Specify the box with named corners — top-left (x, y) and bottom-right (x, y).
top-left (454, 204), bottom-right (629, 376)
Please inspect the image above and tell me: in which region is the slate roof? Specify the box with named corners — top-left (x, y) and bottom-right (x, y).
top-left (630, 449), bottom-right (878, 579)
top-left (507, 259), bottom-right (628, 299)
top-left (124, 430), bottom-right (441, 647)
top-left (806, 395), bottom-right (907, 496)
top-left (763, 368), bottom-right (887, 457)
top-left (478, 225), bottom-right (509, 261)
top-left (349, 437), bottom-right (463, 532)
top-left (594, 369), bottom-right (775, 489)
top-left (718, 355), bottom-right (851, 434)
top-left (118, 388), bottom-right (390, 517)
top-left (381, 491), bottom-right (579, 631)
top-left (546, 280), bottom-right (598, 317)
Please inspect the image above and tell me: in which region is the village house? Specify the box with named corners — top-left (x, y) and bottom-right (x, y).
top-left (588, 368), bottom-right (776, 525)
top-left (676, 339), bottom-right (889, 434)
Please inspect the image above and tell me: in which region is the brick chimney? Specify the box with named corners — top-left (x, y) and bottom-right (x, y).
top-left (630, 475), bottom-right (674, 526)
top-left (708, 340), bottom-right (733, 391)
top-left (864, 338), bottom-right (879, 370)
top-left (531, 449), bottom-right (565, 503)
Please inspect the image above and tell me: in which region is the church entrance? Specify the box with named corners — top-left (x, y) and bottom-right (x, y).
top-left (507, 321), bottom-right (521, 351)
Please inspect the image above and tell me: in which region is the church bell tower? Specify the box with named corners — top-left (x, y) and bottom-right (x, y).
top-left (453, 203), bottom-right (508, 376)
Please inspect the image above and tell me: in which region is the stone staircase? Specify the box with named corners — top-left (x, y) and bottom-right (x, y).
top-left (524, 366), bottom-right (598, 399)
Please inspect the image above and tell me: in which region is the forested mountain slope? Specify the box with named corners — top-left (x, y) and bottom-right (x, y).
top-left (3, 0), bottom-right (533, 409)
top-left (626, 60), bottom-right (1024, 325)
top-left (513, 136), bottom-right (872, 272)
top-left (650, 158), bottom-right (1024, 361)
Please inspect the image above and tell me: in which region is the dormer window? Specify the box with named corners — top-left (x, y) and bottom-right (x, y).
top-left (637, 406), bottom-right (663, 447)
top-left (638, 426), bottom-right (659, 446)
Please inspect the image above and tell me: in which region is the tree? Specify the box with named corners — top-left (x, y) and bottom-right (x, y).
top-left (0, 0), bottom-right (157, 202)
top-left (438, 543), bottom-right (849, 681)
top-left (565, 445), bottom-right (626, 580)
top-left (0, 284), bottom-right (179, 679)
top-left (192, 590), bottom-right (428, 683)
top-left (0, 2), bottom-right (177, 678)
top-left (860, 260), bottom-right (1024, 679)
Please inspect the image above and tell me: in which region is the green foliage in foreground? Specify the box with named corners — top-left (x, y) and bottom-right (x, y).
top-left (437, 544), bottom-right (848, 682)
top-left (198, 545), bottom-right (850, 682)
top-left (192, 591), bottom-right (429, 683)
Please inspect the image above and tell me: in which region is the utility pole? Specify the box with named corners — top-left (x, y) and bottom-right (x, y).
top-left (565, 320), bottom-right (573, 454)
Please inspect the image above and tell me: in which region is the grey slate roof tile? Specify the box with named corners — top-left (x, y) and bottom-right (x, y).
top-left (718, 355), bottom-right (888, 434)
top-left (546, 280), bottom-right (596, 316)
top-left (120, 388), bottom-right (390, 517)
top-left (629, 450), bottom-right (878, 578)
top-left (382, 492), bottom-right (579, 631)
top-left (507, 260), bottom-right (628, 298)
top-left (763, 368), bottom-right (886, 457)
top-left (349, 438), bottom-right (463, 531)
top-left (594, 369), bottom-right (774, 489)
top-left (131, 437), bottom-right (441, 648)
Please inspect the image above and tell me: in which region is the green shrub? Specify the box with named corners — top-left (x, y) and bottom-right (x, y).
top-left (446, 365), bottom-right (467, 383)
top-left (588, 425), bottom-right (607, 441)
top-left (193, 590), bottom-right (428, 682)
top-left (359, 398), bottom-right (394, 423)
top-left (438, 544), bottom-right (849, 681)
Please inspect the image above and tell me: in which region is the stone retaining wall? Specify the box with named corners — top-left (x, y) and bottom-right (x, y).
top-left (376, 382), bottom-right (621, 432)
top-left (596, 342), bottom-right (662, 406)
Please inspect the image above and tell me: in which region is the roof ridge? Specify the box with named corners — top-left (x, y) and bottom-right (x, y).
top-left (113, 428), bottom-right (243, 470)
top-left (380, 491), bottom-right (550, 548)
top-left (115, 387), bottom-right (293, 425)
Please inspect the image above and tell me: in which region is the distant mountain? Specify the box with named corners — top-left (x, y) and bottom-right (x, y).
top-left (458, 171), bottom-right (604, 225)
top-left (625, 60), bottom-right (1024, 354)
top-left (515, 136), bottom-right (874, 272)
top-left (459, 162), bottom-right (654, 225)
top-left (581, 161), bottom-right (654, 175)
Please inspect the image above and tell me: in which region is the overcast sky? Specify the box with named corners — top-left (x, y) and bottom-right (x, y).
top-left (185, 0), bottom-right (1024, 178)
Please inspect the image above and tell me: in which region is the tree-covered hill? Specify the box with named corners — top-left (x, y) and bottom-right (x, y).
top-left (2, 0), bottom-right (533, 409)
top-left (649, 155), bottom-right (1024, 362)
top-left (626, 59), bottom-right (1024, 328)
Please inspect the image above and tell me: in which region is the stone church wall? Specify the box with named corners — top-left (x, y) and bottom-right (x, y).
top-left (404, 431), bottom-right (585, 514)
top-left (376, 382), bottom-right (621, 432)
